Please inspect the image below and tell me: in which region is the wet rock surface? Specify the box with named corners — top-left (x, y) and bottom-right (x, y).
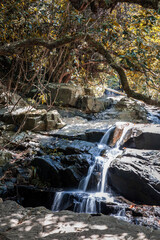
top-left (29, 137), bottom-right (101, 188)
top-left (108, 149), bottom-right (160, 205)
top-left (31, 153), bottom-right (91, 188)
top-left (0, 200), bottom-right (160, 240)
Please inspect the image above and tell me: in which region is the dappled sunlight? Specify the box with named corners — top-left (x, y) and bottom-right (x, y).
top-left (89, 224), bottom-right (108, 230)
top-left (1, 201), bottom-right (159, 239)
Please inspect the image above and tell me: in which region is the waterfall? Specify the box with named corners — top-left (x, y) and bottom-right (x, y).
top-left (98, 125), bottom-right (115, 148)
top-left (52, 124), bottom-right (131, 214)
top-left (115, 123), bottom-right (131, 149)
top-left (78, 125), bottom-right (115, 192)
top-left (78, 163), bottom-right (96, 192)
top-left (52, 192), bottom-right (64, 211)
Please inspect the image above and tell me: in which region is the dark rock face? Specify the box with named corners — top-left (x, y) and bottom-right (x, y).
top-left (123, 132), bottom-right (160, 150)
top-left (108, 150), bottom-right (160, 205)
top-left (31, 152), bottom-right (92, 188)
top-left (30, 138), bottom-right (101, 188)
top-left (16, 185), bottom-right (55, 209)
top-left (42, 138), bottom-right (100, 156)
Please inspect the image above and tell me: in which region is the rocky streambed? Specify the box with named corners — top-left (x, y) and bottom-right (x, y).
top-left (0, 89), bottom-right (160, 238)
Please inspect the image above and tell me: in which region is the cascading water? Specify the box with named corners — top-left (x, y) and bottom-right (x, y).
top-left (52, 123), bottom-right (131, 214)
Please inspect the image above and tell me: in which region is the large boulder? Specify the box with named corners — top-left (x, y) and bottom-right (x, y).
top-left (108, 149), bottom-right (160, 205)
top-left (122, 124), bottom-right (160, 150)
top-left (0, 107), bottom-right (65, 132)
top-left (46, 83), bottom-right (113, 113)
top-left (107, 123), bottom-right (160, 205)
top-left (47, 83), bottom-right (84, 107)
top-left (31, 138), bottom-right (99, 188)
top-left (115, 97), bottom-right (148, 122)
top-left (76, 95), bottom-right (113, 113)
top-left (110, 122), bottom-right (160, 150)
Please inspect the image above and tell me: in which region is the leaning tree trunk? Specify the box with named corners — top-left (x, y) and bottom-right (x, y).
top-left (85, 35), bottom-right (160, 106)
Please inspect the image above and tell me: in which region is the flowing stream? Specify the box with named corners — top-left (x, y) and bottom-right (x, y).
top-left (52, 124), bottom-right (131, 214)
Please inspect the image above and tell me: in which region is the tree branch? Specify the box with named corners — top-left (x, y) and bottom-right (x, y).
top-left (69, 0), bottom-right (159, 12)
top-left (0, 34), bottom-right (159, 106)
top-left (0, 34), bottom-right (84, 56)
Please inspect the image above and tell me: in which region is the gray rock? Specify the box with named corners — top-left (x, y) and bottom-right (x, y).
top-left (0, 200), bottom-right (159, 239)
top-left (108, 149), bottom-right (160, 205)
top-left (77, 95), bottom-right (107, 113)
top-left (0, 107), bottom-right (65, 132)
top-left (45, 110), bottom-right (66, 130)
top-left (42, 138), bottom-right (100, 155)
top-left (50, 117), bottom-right (109, 142)
top-left (0, 91), bottom-right (28, 107)
top-left (110, 122), bottom-right (160, 150)
top-left (47, 83), bottom-right (84, 107)
top-left (94, 96), bottom-right (149, 123)
top-left (123, 125), bottom-right (160, 150)
top-left (0, 151), bottom-right (12, 167)
top-left (115, 97), bottom-right (148, 122)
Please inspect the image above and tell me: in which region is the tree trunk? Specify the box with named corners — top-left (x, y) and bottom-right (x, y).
top-left (86, 35), bottom-right (160, 106)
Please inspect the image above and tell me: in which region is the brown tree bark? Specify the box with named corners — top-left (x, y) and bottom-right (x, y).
top-left (0, 35), bottom-right (159, 106)
top-left (69, 0), bottom-right (159, 12)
